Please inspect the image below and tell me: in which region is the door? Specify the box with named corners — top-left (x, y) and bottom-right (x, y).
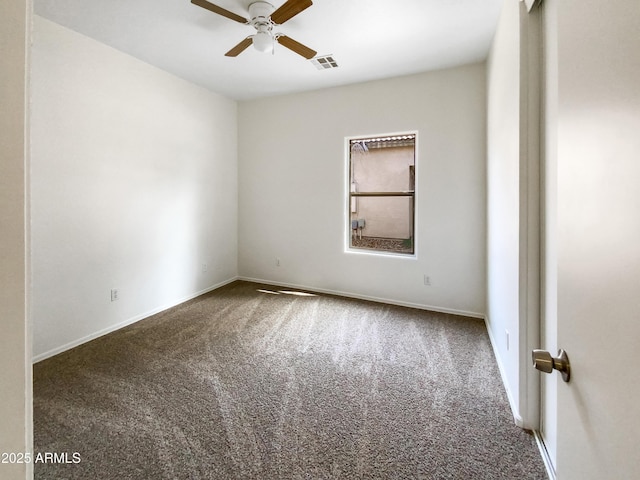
top-left (543, 0), bottom-right (640, 478)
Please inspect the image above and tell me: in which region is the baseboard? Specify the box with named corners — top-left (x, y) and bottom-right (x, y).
top-left (534, 430), bottom-right (556, 480)
top-left (237, 276), bottom-right (485, 319)
top-left (33, 276), bottom-right (482, 363)
top-left (32, 277), bottom-right (239, 363)
top-left (483, 315), bottom-right (524, 427)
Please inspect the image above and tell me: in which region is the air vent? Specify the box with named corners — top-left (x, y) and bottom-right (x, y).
top-left (311, 55), bottom-right (338, 70)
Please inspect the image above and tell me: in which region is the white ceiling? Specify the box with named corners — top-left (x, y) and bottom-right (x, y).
top-left (34, 0), bottom-right (503, 101)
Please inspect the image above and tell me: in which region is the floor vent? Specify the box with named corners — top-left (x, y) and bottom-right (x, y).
top-left (311, 55), bottom-right (339, 70)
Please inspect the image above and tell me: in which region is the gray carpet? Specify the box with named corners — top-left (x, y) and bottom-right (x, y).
top-left (34, 280), bottom-right (547, 479)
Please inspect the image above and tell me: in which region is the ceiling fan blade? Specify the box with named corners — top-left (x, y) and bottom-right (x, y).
top-left (191, 0), bottom-right (247, 23)
top-left (271, 0), bottom-right (313, 25)
top-left (225, 37), bottom-right (253, 57)
top-left (276, 35), bottom-right (316, 59)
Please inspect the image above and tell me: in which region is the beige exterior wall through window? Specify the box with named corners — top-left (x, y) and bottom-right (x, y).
top-left (348, 134), bottom-right (416, 255)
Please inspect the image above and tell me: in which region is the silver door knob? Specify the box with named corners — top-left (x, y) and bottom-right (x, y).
top-left (532, 349), bottom-right (571, 382)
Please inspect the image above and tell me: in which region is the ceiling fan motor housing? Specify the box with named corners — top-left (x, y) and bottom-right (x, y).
top-left (249, 2), bottom-right (275, 24)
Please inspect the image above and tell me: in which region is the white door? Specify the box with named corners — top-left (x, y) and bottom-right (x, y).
top-left (544, 0), bottom-right (640, 478)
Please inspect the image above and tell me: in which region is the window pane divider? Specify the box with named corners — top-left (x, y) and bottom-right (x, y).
top-left (350, 191), bottom-right (415, 197)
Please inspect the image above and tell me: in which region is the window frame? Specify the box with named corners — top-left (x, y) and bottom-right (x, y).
top-left (344, 131), bottom-right (418, 257)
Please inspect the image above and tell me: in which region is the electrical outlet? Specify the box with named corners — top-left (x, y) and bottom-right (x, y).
top-left (202, 263), bottom-right (207, 272)
top-left (276, 258), bottom-right (281, 267)
top-left (423, 275), bottom-right (431, 286)
top-left (111, 288), bottom-right (119, 302)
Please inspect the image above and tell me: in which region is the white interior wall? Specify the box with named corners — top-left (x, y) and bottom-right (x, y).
top-left (0, 1), bottom-right (32, 478)
top-left (238, 64), bottom-right (487, 316)
top-left (486, 0), bottom-right (523, 422)
top-left (31, 17), bottom-right (238, 360)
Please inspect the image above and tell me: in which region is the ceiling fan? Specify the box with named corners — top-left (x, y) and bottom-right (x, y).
top-left (191, 0), bottom-right (317, 59)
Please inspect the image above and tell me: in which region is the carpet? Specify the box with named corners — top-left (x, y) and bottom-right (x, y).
top-left (34, 280), bottom-right (547, 479)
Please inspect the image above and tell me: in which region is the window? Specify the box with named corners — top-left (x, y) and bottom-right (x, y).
top-left (348, 133), bottom-right (416, 255)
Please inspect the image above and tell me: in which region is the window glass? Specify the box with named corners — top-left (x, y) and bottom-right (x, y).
top-left (349, 134), bottom-right (416, 255)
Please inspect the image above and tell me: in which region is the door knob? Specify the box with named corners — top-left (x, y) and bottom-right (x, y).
top-left (532, 349), bottom-right (571, 382)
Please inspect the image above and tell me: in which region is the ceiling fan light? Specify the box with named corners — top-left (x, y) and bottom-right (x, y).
top-left (253, 32), bottom-right (272, 53)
